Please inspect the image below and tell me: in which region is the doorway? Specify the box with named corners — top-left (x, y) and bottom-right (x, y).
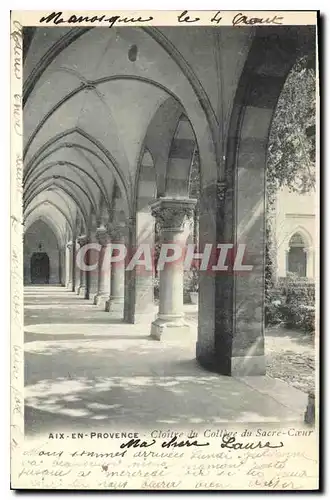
top-left (31, 252), bottom-right (50, 284)
top-left (287, 233), bottom-right (307, 278)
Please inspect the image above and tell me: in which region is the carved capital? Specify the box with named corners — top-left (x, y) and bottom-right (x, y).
top-left (96, 226), bottom-right (110, 246)
top-left (67, 241), bottom-right (73, 250)
top-left (150, 197), bottom-right (197, 233)
top-left (107, 222), bottom-right (127, 241)
top-left (77, 234), bottom-right (89, 247)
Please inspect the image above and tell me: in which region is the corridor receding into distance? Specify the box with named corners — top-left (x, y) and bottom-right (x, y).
top-left (22, 25), bottom-right (315, 432)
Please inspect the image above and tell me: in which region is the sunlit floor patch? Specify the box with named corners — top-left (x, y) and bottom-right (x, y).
top-left (23, 286), bottom-right (308, 433)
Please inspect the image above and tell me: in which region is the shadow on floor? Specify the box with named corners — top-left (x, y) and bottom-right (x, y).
top-left (23, 286), bottom-right (304, 436)
top-left (25, 332), bottom-right (152, 343)
top-left (24, 366), bottom-right (296, 436)
top-left (24, 310), bottom-right (125, 326)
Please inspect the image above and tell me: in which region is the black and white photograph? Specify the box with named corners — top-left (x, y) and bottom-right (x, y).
top-left (10, 11), bottom-right (319, 490)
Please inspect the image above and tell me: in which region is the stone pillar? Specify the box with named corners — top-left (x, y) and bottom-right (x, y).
top-left (66, 241), bottom-right (73, 290)
top-left (59, 247), bottom-right (66, 286)
top-left (86, 241), bottom-right (99, 302)
top-left (76, 235), bottom-right (88, 297)
top-left (94, 227), bottom-right (111, 308)
top-left (105, 224), bottom-right (126, 315)
top-left (124, 215), bottom-right (156, 324)
top-left (197, 112), bottom-right (271, 375)
top-left (150, 197), bottom-right (196, 340)
top-left (74, 240), bottom-right (81, 293)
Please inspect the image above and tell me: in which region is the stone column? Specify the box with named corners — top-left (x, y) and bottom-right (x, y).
top-left (59, 247), bottom-right (66, 286)
top-left (105, 224), bottom-right (126, 315)
top-left (66, 241), bottom-right (73, 290)
top-left (86, 241), bottom-right (99, 302)
top-left (124, 215), bottom-right (156, 324)
top-left (76, 235), bottom-right (88, 297)
top-left (150, 197), bottom-right (196, 340)
top-left (94, 227), bottom-right (111, 307)
top-left (74, 240), bottom-right (81, 293)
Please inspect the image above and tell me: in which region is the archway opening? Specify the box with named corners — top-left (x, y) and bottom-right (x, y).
top-left (266, 53), bottom-right (316, 285)
top-left (30, 252), bottom-right (50, 284)
top-left (287, 233), bottom-right (307, 277)
top-left (24, 220), bottom-right (61, 285)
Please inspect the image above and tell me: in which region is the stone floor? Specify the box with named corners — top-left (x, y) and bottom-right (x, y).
top-left (24, 286), bottom-right (308, 436)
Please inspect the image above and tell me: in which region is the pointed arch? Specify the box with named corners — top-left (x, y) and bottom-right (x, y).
top-left (286, 226), bottom-right (313, 249)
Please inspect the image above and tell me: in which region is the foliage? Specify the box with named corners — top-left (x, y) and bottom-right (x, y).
top-left (265, 56), bottom-right (316, 332)
top-left (265, 218), bottom-right (277, 295)
top-left (281, 274), bottom-right (315, 333)
top-left (189, 150), bottom-right (201, 245)
top-left (183, 268), bottom-right (199, 304)
top-left (265, 256), bottom-right (285, 327)
top-left (266, 273), bottom-right (315, 332)
top-left (184, 267), bottom-right (199, 293)
top-left (189, 150), bottom-right (201, 199)
top-left (279, 273), bottom-right (315, 300)
top-left (265, 290), bottom-right (283, 326)
top-left (267, 55), bottom-right (316, 198)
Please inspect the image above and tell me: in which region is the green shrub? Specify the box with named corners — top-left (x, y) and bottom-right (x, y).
top-left (265, 272), bottom-right (315, 332)
top-left (265, 285), bottom-right (285, 326)
top-left (280, 273), bottom-right (315, 332)
top-left (299, 305), bottom-right (315, 332)
top-left (183, 268), bottom-right (199, 303)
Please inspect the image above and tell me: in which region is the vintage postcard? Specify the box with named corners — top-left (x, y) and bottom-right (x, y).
top-left (11, 10), bottom-right (319, 491)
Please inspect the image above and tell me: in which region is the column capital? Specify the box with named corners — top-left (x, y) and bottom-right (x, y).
top-left (149, 197), bottom-right (197, 232)
top-left (107, 222), bottom-right (127, 241)
top-left (67, 241), bottom-right (73, 250)
top-left (77, 234), bottom-right (89, 246)
top-left (96, 226), bottom-right (110, 246)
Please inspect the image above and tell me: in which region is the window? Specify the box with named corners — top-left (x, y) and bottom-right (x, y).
top-left (287, 232), bottom-right (306, 277)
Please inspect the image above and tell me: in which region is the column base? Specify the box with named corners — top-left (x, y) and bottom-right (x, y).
top-left (88, 292), bottom-right (97, 303)
top-left (132, 311), bottom-right (157, 324)
top-left (94, 293), bottom-right (109, 307)
top-left (76, 285), bottom-right (82, 295)
top-left (196, 342), bottom-right (266, 376)
top-left (150, 317), bottom-right (190, 341)
top-left (105, 297), bottom-right (124, 313)
top-left (125, 304), bottom-right (156, 324)
top-left (78, 285), bottom-right (86, 298)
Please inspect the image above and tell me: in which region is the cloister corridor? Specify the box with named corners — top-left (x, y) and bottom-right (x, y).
top-left (24, 286), bottom-right (308, 436)
top-left (20, 25), bottom-right (315, 437)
